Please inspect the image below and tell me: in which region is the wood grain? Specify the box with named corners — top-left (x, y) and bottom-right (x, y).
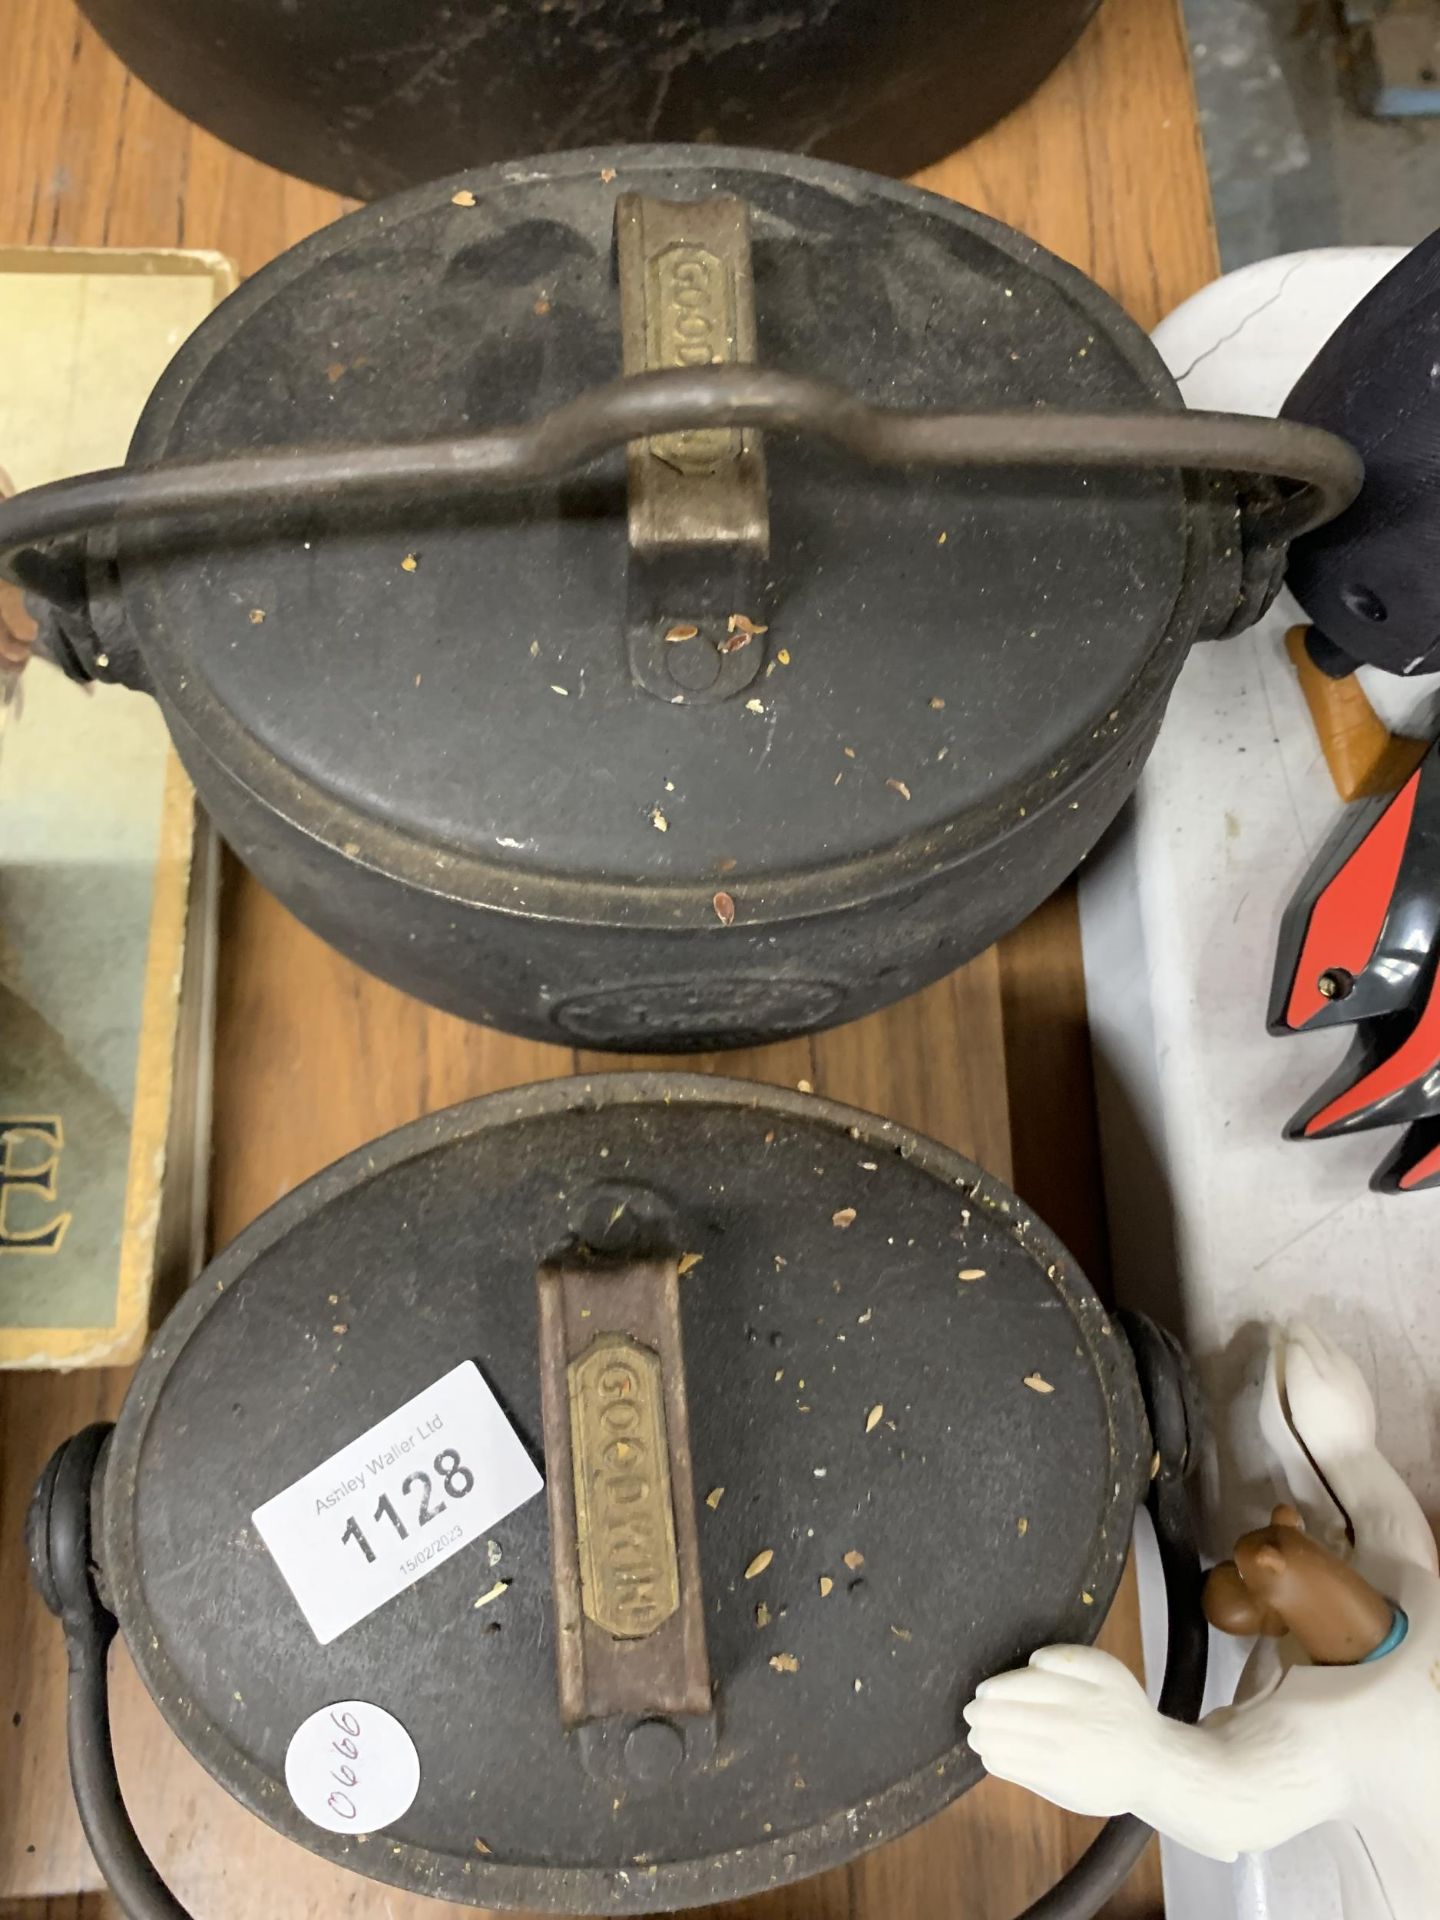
top-left (0, 1898), bottom-right (116, 1920)
top-left (0, 0), bottom-right (1214, 1912)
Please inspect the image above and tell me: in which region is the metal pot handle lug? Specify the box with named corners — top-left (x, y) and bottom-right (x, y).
top-left (28, 1312), bottom-right (1206, 1920)
top-left (25, 1423), bottom-right (194, 1920)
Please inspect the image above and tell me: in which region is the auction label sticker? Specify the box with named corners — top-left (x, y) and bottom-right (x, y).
top-left (254, 1360), bottom-right (543, 1644)
top-left (285, 1699), bottom-right (420, 1835)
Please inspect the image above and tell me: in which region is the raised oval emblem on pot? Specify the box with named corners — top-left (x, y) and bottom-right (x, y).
top-left (0, 150), bottom-right (1360, 1053)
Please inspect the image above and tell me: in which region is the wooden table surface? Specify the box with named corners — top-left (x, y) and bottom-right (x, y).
top-left (0, 2), bottom-right (1217, 1914)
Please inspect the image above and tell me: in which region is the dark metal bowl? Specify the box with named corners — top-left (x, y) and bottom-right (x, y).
top-left (74, 0), bottom-right (1102, 201)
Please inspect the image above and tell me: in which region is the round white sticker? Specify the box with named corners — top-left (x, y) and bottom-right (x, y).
top-left (284, 1700), bottom-right (420, 1836)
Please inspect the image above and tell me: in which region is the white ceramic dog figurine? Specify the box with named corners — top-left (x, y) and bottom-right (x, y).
top-left (962, 1323), bottom-right (1440, 1917)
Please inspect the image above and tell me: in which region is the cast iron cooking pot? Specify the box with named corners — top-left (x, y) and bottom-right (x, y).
top-left (0, 149), bottom-right (1361, 1053)
top-left (29, 1073), bottom-right (1207, 1918)
top-left (75, 0), bottom-right (1104, 202)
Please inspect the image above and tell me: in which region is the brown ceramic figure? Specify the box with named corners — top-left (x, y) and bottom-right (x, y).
top-left (1204, 1503), bottom-right (1399, 1665)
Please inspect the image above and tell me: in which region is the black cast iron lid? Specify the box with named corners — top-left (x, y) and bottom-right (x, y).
top-left (101, 1074), bottom-right (1147, 1913)
top-left (121, 146), bottom-right (1196, 895)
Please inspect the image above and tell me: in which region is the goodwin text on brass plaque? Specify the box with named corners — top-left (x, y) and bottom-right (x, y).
top-left (568, 1335), bottom-right (681, 1639)
top-left (645, 241), bottom-right (738, 478)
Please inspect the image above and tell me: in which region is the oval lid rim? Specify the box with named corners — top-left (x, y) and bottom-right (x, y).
top-left (124, 144), bottom-right (1211, 931)
top-left (99, 1071), bottom-right (1149, 1914)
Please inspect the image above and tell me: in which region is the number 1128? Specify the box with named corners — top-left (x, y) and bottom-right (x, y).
top-left (339, 1448), bottom-right (474, 1563)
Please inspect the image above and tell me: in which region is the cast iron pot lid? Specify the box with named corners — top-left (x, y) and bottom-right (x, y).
top-left (112, 147), bottom-right (1206, 907)
top-left (100, 1074), bottom-right (1147, 1912)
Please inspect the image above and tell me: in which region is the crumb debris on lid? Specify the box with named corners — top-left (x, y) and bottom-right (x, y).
top-left (928, 696), bottom-right (945, 710)
top-left (400, 552), bottom-right (419, 572)
top-left (755, 1601), bottom-right (772, 1629)
top-left (474, 1579), bottom-right (510, 1609)
top-left (1017, 1516), bottom-right (1029, 1537)
top-left (1023, 1373), bottom-right (1055, 1394)
top-left (843, 1549), bottom-right (864, 1571)
top-left (712, 890), bottom-right (736, 925)
top-left (451, 188), bottom-right (477, 206)
top-left (797, 1078), bottom-right (814, 1093)
top-left (600, 167), bottom-right (617, 182)
top-left (744, 697), bottom-right (765, 714)
top-left (819, 1575), bottom-right (834, 1597)
top-left (958, 1268), bottom-right (986, 1282)
top-left (744, 1549), bottom-right (774, 1580)
top-left (473, 1838), bottom-right (492, 1854)
top-left (665, 622), bottom-right (699, 643)
top-left (677, 1251), bottom-right (704, 1276)
top-left (865, 1403), bottom-right (884, 1433)
top-left (887, 778), bottom-right (912, 800)
top-left (650, 807), bottom-right (669, 833)
top-left (550, 684), bottom-right (569, 696)
top-left (705, 1486), bottom-right (725, 1509)
top-left (727, 612), bottom-right (769, 637)
top-left (1081, 1591), bottom-right (1095, 1606)
top-left (769, 1652), bottom-right (799, 1674)
top-left (832, 1207), bottom-right (857, 1229)
top-left (248, 607), bottom-right (266, 625)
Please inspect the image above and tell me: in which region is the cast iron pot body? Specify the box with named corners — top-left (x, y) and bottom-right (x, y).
top-left (53, 150), bottom-right (1253, 1053)
top-left (77, 1074), bottom-right (1154, 1911)
top-left (74, 0), bottom-right (1101, 201)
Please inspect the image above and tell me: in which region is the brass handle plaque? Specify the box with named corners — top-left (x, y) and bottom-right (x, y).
top-left (614, 190), bottom-right (771, 705)
top-left (616, 191), bottom-right (764, 527)
top-left (568, 1335), bottom-right (680, 1639)
top-left (537, 1252), bottom-right (712, 1730)
top-left (642, 240), bottom-right (739, 479)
